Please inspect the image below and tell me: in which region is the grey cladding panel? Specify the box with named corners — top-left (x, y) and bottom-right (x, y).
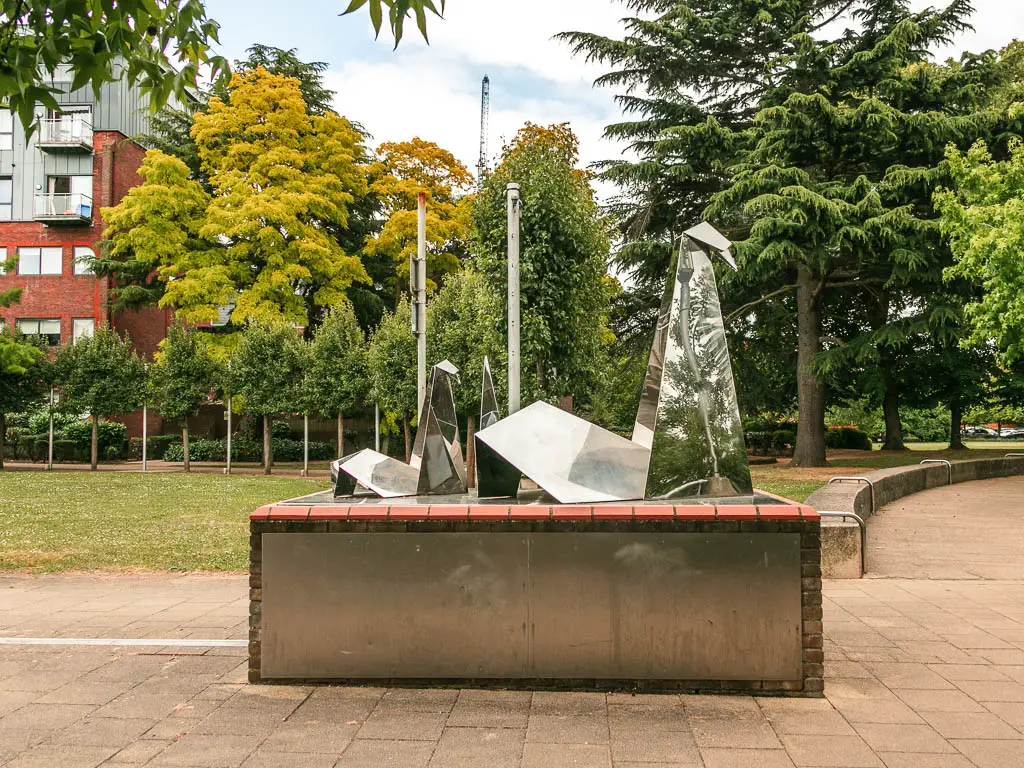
top-left (260, 531), bottom-right (803, 682)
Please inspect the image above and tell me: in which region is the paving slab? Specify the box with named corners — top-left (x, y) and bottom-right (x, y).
top-left (0, 477), bottom-right (1022, 766)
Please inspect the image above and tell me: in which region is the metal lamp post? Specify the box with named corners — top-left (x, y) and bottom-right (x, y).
top-left (507, 183), bottom-right (521, 415)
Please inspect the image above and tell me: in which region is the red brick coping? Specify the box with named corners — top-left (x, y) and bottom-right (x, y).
top-left (251, 497), bottom-right (817, 523)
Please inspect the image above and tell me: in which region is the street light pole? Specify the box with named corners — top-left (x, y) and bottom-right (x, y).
top-left (141, 364), bottom-right (148, 472)
top-left (414, 191), bottom-right (427, 419)
top-left (506, 182), bottom-right (521, 415)
top-left (47, 387), bottom-right (54, 470)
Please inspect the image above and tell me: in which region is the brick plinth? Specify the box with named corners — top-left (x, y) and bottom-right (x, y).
top-left (249, 498), bottom-right (823, 695)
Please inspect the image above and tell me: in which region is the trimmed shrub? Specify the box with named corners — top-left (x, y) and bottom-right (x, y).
top-left (61, 421), bottom-right (127, 458)
top-left (163, 435), bottom-right (333, 463)
top-left (128, 435), bottom-right (182, 461)
top-left (771, 429), bottom-right (796, 452)
top-left (271, 420), bottom-right (293, 439)
top-left (825, 427), bottom-right (873, 451)
top-left (744, 431), bottom-right (772, 455)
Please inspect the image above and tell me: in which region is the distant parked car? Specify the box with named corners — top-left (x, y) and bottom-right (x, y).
top-left (961, 426), bottom-right (998, 437)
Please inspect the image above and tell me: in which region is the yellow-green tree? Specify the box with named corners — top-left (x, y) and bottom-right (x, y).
top-left (364, 138), bottom-right (473, 306)
top-left (102, 68), bottom-right (372, 329)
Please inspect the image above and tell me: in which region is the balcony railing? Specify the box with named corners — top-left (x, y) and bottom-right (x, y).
top-left (37, 116), bottom-right (93, 151)
top-left (33, 193), bottom-right (92, 223)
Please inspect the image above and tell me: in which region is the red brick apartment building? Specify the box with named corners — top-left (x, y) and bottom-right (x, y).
top-left (0, 74), bottom-right (186, 435)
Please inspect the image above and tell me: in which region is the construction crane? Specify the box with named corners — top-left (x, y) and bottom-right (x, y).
top-left (477, 75), bottom-right (490, 190)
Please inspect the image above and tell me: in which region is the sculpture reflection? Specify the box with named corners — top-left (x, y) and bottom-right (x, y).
top-left (331, 360), bottom-right (467, 498)
top-left (474, 222), bottom-right (752, 503)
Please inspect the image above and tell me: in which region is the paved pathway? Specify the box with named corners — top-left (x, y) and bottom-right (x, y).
top-left (1, 478), bottom-right (1023, 767)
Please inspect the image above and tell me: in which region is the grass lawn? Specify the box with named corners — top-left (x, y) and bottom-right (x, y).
top-left (0, 471), bottom-right (326, 573)
top-left (1, 440), bottom-right (1019, 571)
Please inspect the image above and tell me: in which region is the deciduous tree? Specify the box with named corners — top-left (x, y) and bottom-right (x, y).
top-left (0, 0), bottom-right (226, 134)
top-left (368, 299), bottom-right (418, 461)
top-left (0, 328), bottom-right (45, 470)
top-left (427, 270), bottom-right (503, 483)
top-left (150, 324), bottom-right (219, 472)
top-left (306, 304), bottom-right (370, 457)
top-left (474, 123), bottom-right (612, 406)
top-left (52, 328), bottom-right (146, 470)
top-left (230, 322), bottom-right (305, 475)
top-left (365, 138), bottom-right (473, 308)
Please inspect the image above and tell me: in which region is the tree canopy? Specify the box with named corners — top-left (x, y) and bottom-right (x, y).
top-left (0, 0), bottom-right (226, 134)
top-left (473, 123), bottom-right (612, 406)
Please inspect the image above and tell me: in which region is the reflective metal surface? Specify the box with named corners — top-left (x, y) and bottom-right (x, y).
top-left (480, 356), bottom-right (500, 430)
top-left (473, 222), bottom-right (751, 503)
top-left (333, 360), bottom-right (467, 498)
top-left (331, 449), bottom-right (420, 498)
top-left (639, 229), bottom-right (752, 498)
top-left (475, 401), bottom-right (649, 504)
top-left (261, 533), bottom-right (530, 679)
top-left (261, 531), bottom-right (802, 681)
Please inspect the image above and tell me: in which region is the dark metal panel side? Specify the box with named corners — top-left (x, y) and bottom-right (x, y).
top-left (261, 533), bottom-right (530, 679)
top-left (528, 533), bottom-right (802, 680)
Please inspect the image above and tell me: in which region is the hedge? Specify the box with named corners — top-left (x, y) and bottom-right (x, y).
top-left (825, 427), bottom-right (873, 451)
top-left (163, 436), bottom-right (335, 463)
top-left (128, 435), bottom-right (182, 461)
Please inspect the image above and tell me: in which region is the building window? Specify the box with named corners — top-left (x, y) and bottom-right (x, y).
top-left (18, 246), bottom-right (62, 275)
top-left (16, 318), bottom-right (61, 346)
top-left (73, 246), bottom-right (95, 275)
top-left (0, 111), bottom-right (12, 151)
top-left (72, 318), bottom-right (95, 342)
top-left (0, 177), bottom-right (11, 221)
top-left (0, 247), bottom-right (6, 275)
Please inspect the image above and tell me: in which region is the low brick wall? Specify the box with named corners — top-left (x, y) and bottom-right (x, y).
top-left (249, 500), bottom-right (823, 696)
top-left (809, 456), bottom-right (1024, 578)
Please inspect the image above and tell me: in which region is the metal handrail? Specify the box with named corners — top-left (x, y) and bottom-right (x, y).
top-left (818, 511), bottom-right (867, 576)
top-left (38, 115), bottom-right (93, 145)
top-left (827, 476), bottom-right (875, 515)
top-left (1007, 453), bottom-right (1024, 458)
top-left (33, 192), bottom-right (92, 219)
top-left (920, 459), bottom-right (952, 485)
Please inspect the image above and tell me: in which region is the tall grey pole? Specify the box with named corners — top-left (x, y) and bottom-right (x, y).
top-left (414, 192), bottom-right (427, 419)
top-left (507, 182), bottom-right (521, 414)
top-left (141, 401), bottom-right (148, 472)
top-left (141, 363), bottom-right (148, 472)
top-left (302, 413), bottom-right (309, 477)
top-left (47, 387), bottom-right (54, 470)
top-left (224, 396), bottom-right (232, 475)
top-left (374, 403), bottom-right (381, 452)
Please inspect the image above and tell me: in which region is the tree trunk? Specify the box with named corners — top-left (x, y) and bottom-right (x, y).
top-left (881, 379), bottom-right (907, 451)
top-left (263, 414), bottom-right (272, 475)
top-left (337, 411), bottom-right (344, 458)
top-left (0, 413), bottom-right (5, 470)
top-left (403, 418), bottom-right (412, 464)
top-left (791, 266), bottom-right (827, 467)
top-left (949, 398), bottom-right (965, 450)
top-left (182, 421), bottom-right (190, 473)
top-left (465, 414), bottom-right (476, 489)
top-left (90, 415), bottom-right (98, 471)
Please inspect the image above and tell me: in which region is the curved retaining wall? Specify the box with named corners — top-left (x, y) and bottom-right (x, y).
top-left (807, 456), bottom-right (1024, 578)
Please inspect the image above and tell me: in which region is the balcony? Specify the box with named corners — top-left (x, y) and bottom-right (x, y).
top-left (36, 116), bottom-right (93, 152)
top-left (33, 193), bottom-right (92, 224)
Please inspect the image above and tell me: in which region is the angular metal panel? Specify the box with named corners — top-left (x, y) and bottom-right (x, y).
top-left (528, 533), bottom-right (802, 680)
top-left (261, 533), bottom-right (530, 679)
top-left (261, 532), bottom-right (801, 682)
top-left (475, 401), bottom-right (650, 504)
top-left (642, 235), bottom-right (752, 498)
top-left (480, 356), bottom-right (500, 430)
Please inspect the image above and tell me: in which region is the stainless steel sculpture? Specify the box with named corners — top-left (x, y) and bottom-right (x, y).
top-left (331, 360), bottom-right (467, 498)
top-left (474, 222), bottom-right (752, 503)
top-left (475, 356), bottom-right (521, 499)
top-left (635, 222), bottom-right (752, 498)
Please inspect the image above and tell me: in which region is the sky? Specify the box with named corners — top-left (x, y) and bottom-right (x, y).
top-left (202, 0), bottom-right (1024, 186)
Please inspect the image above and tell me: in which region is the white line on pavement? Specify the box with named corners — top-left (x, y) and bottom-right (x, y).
top-left (0, 637), bottom-right (247, 647)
